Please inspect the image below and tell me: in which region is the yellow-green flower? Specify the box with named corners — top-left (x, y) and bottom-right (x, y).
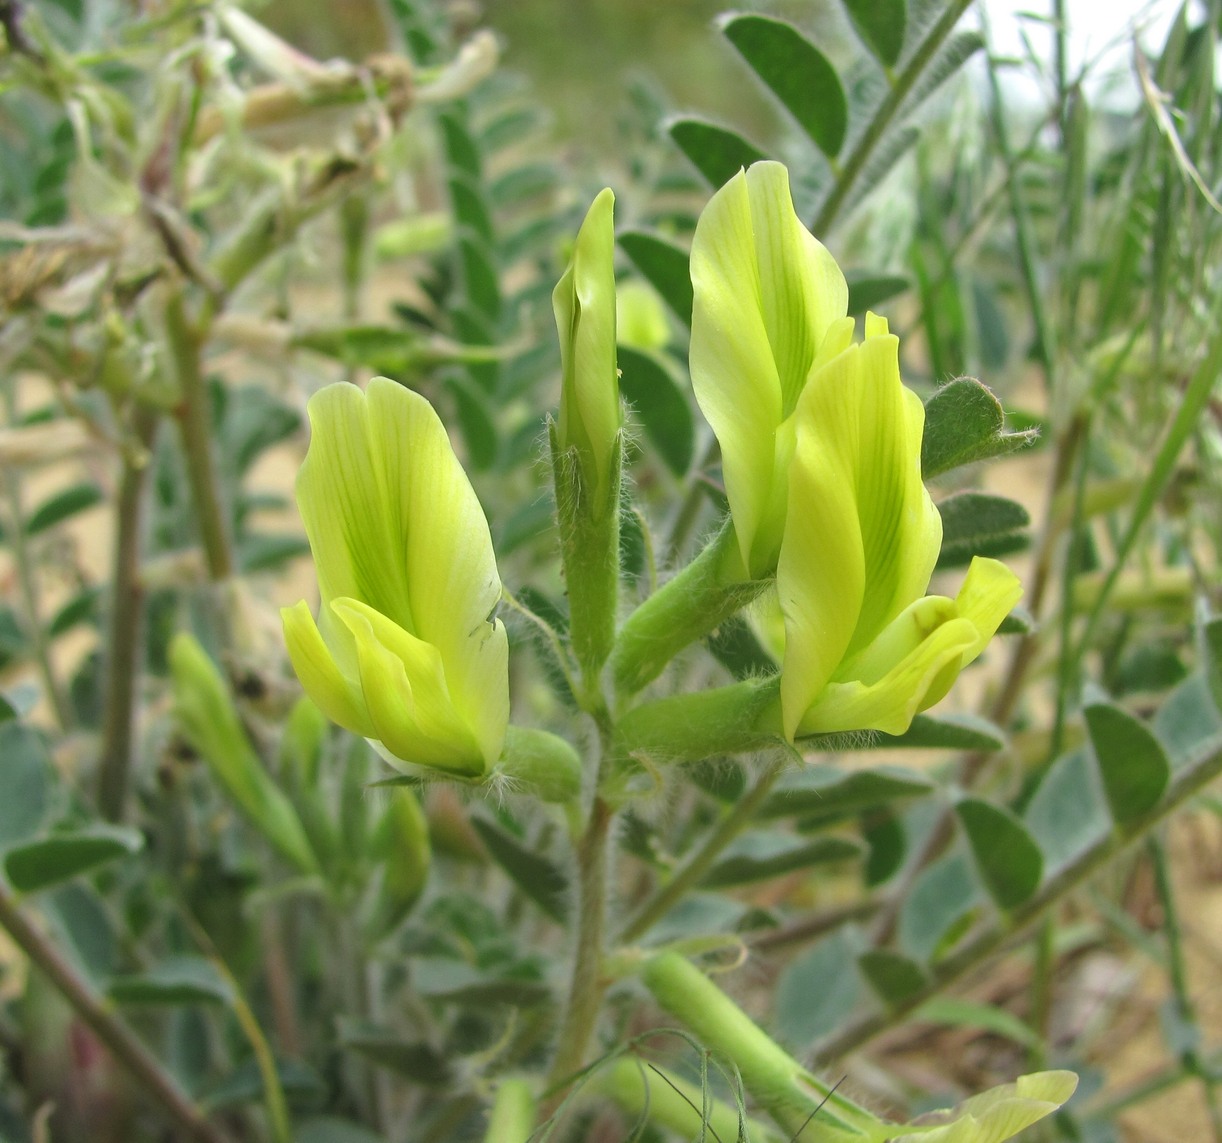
top-left (689, 161), bottom-right (1021, 740)
top-left (773, 313), bottom-right (1022, 739)
top-left (690, 160), bottom-right (848, 578)
top-left (282, 378), bottom-right (508, 777)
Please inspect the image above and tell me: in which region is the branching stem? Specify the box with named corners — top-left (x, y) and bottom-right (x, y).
top-left (812, 0), bottom-right (975, 236)
top-left (816, 733), bottom-right (1222, 1062)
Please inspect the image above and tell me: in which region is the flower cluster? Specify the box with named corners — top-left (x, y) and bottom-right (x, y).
top-left (283, 162), bottom-right (1021, 770)
top-left (689, 162), bottom-right (1021, 739)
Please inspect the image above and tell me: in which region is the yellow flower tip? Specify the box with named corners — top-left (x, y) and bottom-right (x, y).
top-left (907, 1069), bottom-right (1078, 1142)
top-left (863, 309), bottom-right (890, 339)
top-left (281, 599), bottom-right (370, 736)
top-left (331, 597), bottom-right (487, 777)
top-left (285, 378), bottom-right (509, 780)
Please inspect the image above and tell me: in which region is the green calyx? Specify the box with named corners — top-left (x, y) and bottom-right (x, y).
top-left (610, 518), bottom-right (763, 699)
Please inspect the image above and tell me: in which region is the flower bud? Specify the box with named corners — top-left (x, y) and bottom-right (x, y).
top-left (551, 189), bottom-right (622, 682)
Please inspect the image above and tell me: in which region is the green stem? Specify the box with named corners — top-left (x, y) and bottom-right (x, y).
top-left (165, 291), bottom-right (233, 584)
top-left (340, 193), bottom-right (368, 387)
top-left (619, 755), bottom-right (784, 943)
top-left (609, 678), bottom-right (780, 793)
top-left (546, 795), bottom-right (613, 1091)
top-left (595, 1057), bottom-right (784, 1143)
top-left (0, 881), bottom-right (231, 1143)
top-left (812, 0), bottom-right (975, 235)
top-left (483, 1077), bottom-right (536, 1143)
top-left (1050, 419), bottom-right (1093, 759)
top-left (208, 162), bottom-right (370, 297)
top-left (1027, 918), bottom-right (1055, 1071)
top-left (1148, 836), bottom-right (1222, 1137)
top-left (747, 900), bottom-right (882, 952)
top-left (641, 951), bottom-right (879, 1138)
top-left (983, 15), bottom-right (1057, 384)
top-left (551, 430), bottom-right (621, 693)
top-left (986, 411), bottom-right (1089, 735)
top-left (97, 405), bottom-right (159, 822)
top-left (1068, 318), bottom-right (1222, 682)
top-left (1082, 1045), bottom-right (1222, 1123)
top-left (1, 474), bottom-right (71, 731)
top-left (219, 959), bottom-right (294, 1143)
top-left (896, 114), bottom-right (1053, 343)
top-left (816, 732), bottom-right (1222, 1063)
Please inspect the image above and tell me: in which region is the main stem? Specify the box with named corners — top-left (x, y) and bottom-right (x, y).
top-left (547, 794), bottom-right (612, 1091)
top-left (0, 880), bottom-right (231, 1143)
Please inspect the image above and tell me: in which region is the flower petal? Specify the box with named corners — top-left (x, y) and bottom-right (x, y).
top-left (900, 1071), bottom-right (1078, 1143)
top-left (954, 556), bottom-right (1025, 668)
top-left (362, 379), bottom-right (509, 765)
top-left (295, 381), bottom-right (416, 637)
top-left (833, 327), bottom-right (941, 654)
top-left (332, 598), bottom-right (485, 776)
top-left (777, 353), bottom-right (866, 738)
top-left (690, 161), bottom-right (847, 574)
top-left (778, 320), bottom-right (942, 738)
top-left (281, 599), bottom-right (371, 736)
top-left (796, 614), bottom-right (979, 737)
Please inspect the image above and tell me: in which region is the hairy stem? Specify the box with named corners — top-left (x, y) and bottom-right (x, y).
top-left (812, 0), bottom-right (975, 235)
top-left (97, 405), bottom-right (159, 822)
top-left (610, 519), bottom-right (763, 699)
top-left (547, 795), bottom-right (612, 1091)
top-left (619, 755), bottom-right (784, 943)
top-left (0, 881), bottom-right (231, 1143)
